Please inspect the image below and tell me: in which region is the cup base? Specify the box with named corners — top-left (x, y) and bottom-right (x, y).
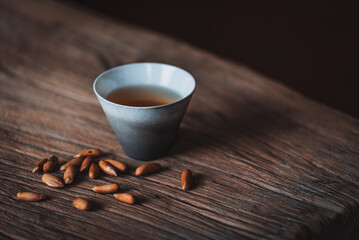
top-left (115, 124), bottom-right (179, 161)
top-left (123, 147), bottom-right (171, 161)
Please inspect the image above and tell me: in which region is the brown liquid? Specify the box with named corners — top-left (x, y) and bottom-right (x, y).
top-left (106, 85), bottom-right (181, 107)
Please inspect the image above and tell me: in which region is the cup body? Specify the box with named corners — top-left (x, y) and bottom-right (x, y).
top-left (93, 63), bottom-right (196, 160)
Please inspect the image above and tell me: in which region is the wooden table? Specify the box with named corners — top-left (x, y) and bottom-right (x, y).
top-left (1, 0), bottom-right (358, 239)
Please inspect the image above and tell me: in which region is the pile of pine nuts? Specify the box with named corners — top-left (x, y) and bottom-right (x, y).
top-left (17, 148), bottom-right (193, 211)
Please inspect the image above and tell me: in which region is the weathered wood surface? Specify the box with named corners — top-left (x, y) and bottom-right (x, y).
top-left (0, 0), bottom-right (359, 239)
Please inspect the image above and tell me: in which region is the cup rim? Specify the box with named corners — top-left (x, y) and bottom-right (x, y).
top-left (93, 62), bottom-right (196, 109)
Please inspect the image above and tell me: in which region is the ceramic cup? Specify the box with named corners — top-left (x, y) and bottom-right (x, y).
top-left (93, 63), bottom-right (196, 161)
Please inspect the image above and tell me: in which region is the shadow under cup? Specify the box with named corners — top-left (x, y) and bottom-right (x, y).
top-left (93, 63), bottom-right (196, 161)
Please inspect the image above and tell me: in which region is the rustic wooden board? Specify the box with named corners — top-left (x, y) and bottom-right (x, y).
top-left (0, 0), bottom-right (359, 239)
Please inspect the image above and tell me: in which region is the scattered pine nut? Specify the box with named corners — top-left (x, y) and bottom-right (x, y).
top-left (60, 156), bottom-right (84, 171)
top-left (32, 158), bottom-right (48, 173)
top-left (135, 163), bottom-right (162, 176)
top-left (17, 192), bottom-right (45, 202)
top-left (73, 197), bottom-right (91, 211)
top-left (104, 159), bottom-right (127, 173)
top-left (42, 173), bottom-right (64, 188)
top-left (64, 165), bottom-right (77, 184)
top-left (99, 160), bottom-right (117, 176)
top-left (80, 156), bottom-right (93, 172)
top-left (43, 155), bottom-right (58, 172)
top-left (181, 169), bottom-right (193, 190)
top-left (75, 148), bottom-right (102, 158)
top-left (114, 193), bottom-right (135, 204)
top-left (89, 163), bottom-right (100, 179)
top-left (92, 183), bottom-right (119, 193)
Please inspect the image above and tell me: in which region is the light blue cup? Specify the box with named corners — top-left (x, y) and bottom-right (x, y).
top-left (93, 63), bottom-right (196, 160)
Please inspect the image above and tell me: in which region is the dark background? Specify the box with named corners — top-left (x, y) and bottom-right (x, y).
top-left (65, 0), bottom-right (359, 118)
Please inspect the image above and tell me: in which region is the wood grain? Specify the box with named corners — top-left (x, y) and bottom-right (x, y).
top-left (0, 0), bottom-right (359, 239)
